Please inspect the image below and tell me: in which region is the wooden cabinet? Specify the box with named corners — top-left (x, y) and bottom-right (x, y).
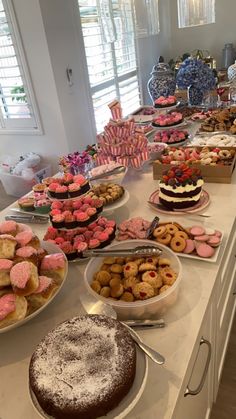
top-left (174, 304), bottom-right (214, 419)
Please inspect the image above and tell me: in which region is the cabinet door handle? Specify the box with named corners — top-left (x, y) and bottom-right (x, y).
top-left (184, 337), bottom-right (211, 397)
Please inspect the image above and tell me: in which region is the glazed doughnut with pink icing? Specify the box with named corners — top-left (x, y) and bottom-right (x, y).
top-left (10, 261), bottom-right (39, 296)
top-left (40, 254), bottom-right (66, 283)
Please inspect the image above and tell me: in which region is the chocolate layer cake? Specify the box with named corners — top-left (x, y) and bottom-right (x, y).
top-left (159, 164), bottom-right (204, 210)
top-left (29, 315), bottom-right (136, 419)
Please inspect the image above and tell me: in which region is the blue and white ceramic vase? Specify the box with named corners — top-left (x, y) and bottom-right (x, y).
top-left (187, 85), bottom-right (204, 106)
top-left (147, 58), bottom-right (176, 103)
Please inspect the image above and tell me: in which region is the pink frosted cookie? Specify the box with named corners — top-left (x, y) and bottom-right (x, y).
top-left (195, 243), bottom-right (214, 258)
top-left (214, 230), bottom-right (222, 238)
top-left (207, 236), bottom-right (221, 247)
top-left (15, 231), bottom-right (33, 247)
top-left (194, 235), bottom-right (209, 242)
top-left (190, 226), bottom-right (205, 236)
top-left (183, 239), bottom-right (195, 254)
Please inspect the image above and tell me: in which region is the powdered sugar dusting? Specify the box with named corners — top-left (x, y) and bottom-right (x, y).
top-left (30, 315), bottom-right (135, 412)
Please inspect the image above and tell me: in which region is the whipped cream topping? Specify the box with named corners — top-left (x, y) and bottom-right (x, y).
top-left (159, 190), bottom-right (202, 202)
top-left (160, 179), bottom-right (204, 193)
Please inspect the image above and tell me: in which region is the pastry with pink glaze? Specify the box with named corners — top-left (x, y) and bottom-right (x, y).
top-left (0, 259), bottom-right (13, 287)
top-left (0, 293), bottom-right (27, 328)
top-left (40, 253), bottom-right (66, 283)
top-left (15, 230), bottom-right (33, 247)
top-left (0, 234), bottom-right (17, 259)
top-left (27, 276), bottom-right (58, 311)
top-left (10, 261), bottom-right (39, 296)
top-left (0, 220), bottom-right (18, 236)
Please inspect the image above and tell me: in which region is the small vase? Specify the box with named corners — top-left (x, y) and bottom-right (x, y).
top-left (187, 85), bottom-right (204, 106)
top-left (147, 57), bottom-right (176, 103)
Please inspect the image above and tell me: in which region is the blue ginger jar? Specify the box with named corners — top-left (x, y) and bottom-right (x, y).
top-left (147, 57), bottom-right (176, 104)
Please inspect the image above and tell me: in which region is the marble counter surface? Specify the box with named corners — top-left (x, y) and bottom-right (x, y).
top-left (0, 164), bottom-right (236, 419)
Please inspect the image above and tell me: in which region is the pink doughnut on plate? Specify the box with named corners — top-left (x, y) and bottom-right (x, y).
top-left (183, 239), bottom-right (195, 254)
top-left (195, 243), bottom-right (215, 258)
top-left (214, 230), bottom-right (222, 238)
top-left (190, 226), bottom-right (205, 236)
top-left (194, 235), bottom-right (209, 242)
top-left (207, 235), bottom-right (221, 247)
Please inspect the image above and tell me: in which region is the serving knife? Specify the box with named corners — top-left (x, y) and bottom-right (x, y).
top-left (5, 214), bottom-right (49, 224)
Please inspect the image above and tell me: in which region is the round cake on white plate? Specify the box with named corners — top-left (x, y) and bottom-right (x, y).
top-left (159, 164), bottom-right (204, 210)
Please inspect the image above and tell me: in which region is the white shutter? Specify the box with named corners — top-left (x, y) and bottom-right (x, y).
top-left (0, 0), bottom-right (41, 133)
top-left (78, 0), bottom-right (141, 133)
top-left (177, 0), bottom-right (215, 28)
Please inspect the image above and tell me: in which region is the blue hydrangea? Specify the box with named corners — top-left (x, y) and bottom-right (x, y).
top-left (176, 58), bottom-right (216, 91)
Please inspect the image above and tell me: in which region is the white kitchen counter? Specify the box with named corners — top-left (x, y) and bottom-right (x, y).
top-left (0, 165), bottom-right (236, 419)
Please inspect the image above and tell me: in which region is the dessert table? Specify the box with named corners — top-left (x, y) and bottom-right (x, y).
top-left (0, 164), bottom-right (236, 419)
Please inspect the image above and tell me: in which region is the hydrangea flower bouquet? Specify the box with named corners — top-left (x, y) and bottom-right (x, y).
top-left (176, 58), bottom-right (216, 105)
top-left (59, 151), bottom-right (92, 175)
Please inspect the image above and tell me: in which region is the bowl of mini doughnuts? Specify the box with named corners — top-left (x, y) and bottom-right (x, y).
top-left (0, 220), bottom-right (68, 332)
top-left (84, 239), bottom-right (182, 320)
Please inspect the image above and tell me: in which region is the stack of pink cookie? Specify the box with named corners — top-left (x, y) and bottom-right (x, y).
top-left (117, 217), bottom-right (151, 241)
top-left (184, 226), bottom-right (222, 258)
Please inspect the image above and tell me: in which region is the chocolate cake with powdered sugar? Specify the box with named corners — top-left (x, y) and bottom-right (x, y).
top-left (29, 315), bottom-right (136, 419)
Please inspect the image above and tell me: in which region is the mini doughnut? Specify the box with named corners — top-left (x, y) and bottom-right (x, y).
top-left (160, 267), bottom-right (177, 285)
top-left (110, 264), bottom-right (123, 274)
top-left (109, 277), bottom-right (121, 288)
top-left (219, 149), bottom-right (231, 160)
top-left (91, 280), bottom-right (101, 293)
top-left (123, 262), bottom-right (138, 278)
top-left (183, 239), bottom-right (195, 254)
top-left (132, 282), bottom-right (155, 300)
top-left (165, 224), bottom-right (179, 236)
top-left (110, 283), bottom-right (124, 298)
top-left (190, 226), bottom-right (205, 236)
top-left (170, 236), bottom-right (186, 253)
top-left (96, 270), bottom-right (111, 286)
top-left (138, 263), bottom-right (157, 272)
top-left (194, 234), bottom-right (209, 242)
top-left (120, 291), bottom-right (134, 302)
top-left (158, 257), bottom-right (171, 267)
top-left (159, 285), bottom-right (171, 294)
top-left (174, 230), bottom-right (189, 240)
top-left (195, 243), bottom-right (214, 258)
top-left (100, 287), bottom-right (111, 298)
top-left (142, 271), bottom-right (163, 289)
top-left (156, 233), bottom-right (172, 246)
top-left (153, 226), bottom-right (166, 238)
top-left (207, 235), bottom-right (221, 247)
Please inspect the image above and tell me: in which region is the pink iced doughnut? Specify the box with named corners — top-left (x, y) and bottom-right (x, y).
top-left (194, 235), bottom-right (209, 242)
top-left (183, 239), bottom-right (195, 254)
top-left (196, 243), bottom-right (215, 258)
top-left (190, 226), bottom-right (205, 236)
top-left (207, 236), bottom-right (221, 247)
top-left (214, 230), bottom-right (222, 238)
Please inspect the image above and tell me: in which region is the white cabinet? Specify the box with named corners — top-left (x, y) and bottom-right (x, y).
top-left (174, 304), bottom-right (214, 419)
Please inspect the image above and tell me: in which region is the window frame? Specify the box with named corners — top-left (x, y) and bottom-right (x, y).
top-left (0, 0), bottom-right (42, 135)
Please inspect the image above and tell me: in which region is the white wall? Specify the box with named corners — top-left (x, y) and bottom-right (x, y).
top-left (0, 0), bottom-right (69, 172)
top-left (169, 0), bottom-right (236, 68)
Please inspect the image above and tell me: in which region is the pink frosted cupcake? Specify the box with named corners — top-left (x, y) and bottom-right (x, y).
top-left (51, 214), bottom-right (65, 229)
top-left (63, 173), bottom-right (74, 185)
top-left (64, 214), bottom-right (77, 230)
top-left (73, 174), bottom-right (90, 194)
top-left (68, 182), bottom-right (81, 198)
top-left (48, 182), bottom-right (59, 198)
top-left (97, 232), bottom-right (110, 248)
top-left (54, 185), bottom-right (68, 199)
top-left (88, 238), bottom-right (100, 250)
top-left (59, 241), bottom-right (77, 260)
top-left (76, 212), bottom-right (90, 227)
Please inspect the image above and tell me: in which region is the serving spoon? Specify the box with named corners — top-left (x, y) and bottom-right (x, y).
top-left (80, 292), bottom-right (165, 365)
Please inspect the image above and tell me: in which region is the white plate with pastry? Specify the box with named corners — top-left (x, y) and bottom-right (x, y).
top-left (0, 241), bottom-right (68, 333)
top-left (102, 190), bottom-right (130, 212)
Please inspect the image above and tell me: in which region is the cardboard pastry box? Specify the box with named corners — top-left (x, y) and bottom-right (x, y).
top-left (152, 147), bottom-right (236, 184)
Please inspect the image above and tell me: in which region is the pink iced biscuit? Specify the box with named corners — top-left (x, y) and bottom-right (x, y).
top-left (204, 228), bottom-right (215, 236)
top-left (117, 233), bottom-right (130, 241)
top-left (0, 259), bottom-right (13, 270)
top-left (16, 246), bottom-right (37, 258)
top-left (183, 239), bottom-right (195, 254)
top-left (10, 261), bottom-right (31, 289)
top-left (15, 231), bottom-right (33, 247)
top-left (0, 294), bottom-right (16, 320)
top-left (194, 235), bottom-right (209, 242)
top-left (34, 276), bottom-right (52, 294)
top-left (207, 236), bottom-right (221, 247)
top-left (190, 226), bottom-right (205, 236)
top-left (0, 220), bottom-right (17, 234)
top-left (195, 243), bottom-right (215, 258)
top-left (40, 254), bottom-right (65, 270)
top-left (215, 230), bottom-right (222, 238)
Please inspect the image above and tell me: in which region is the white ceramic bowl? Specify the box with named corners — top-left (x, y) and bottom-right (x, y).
top-left (89, 164), bottom-right (128, 185)
top-left (84, 240), bottom-right (182, 320)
